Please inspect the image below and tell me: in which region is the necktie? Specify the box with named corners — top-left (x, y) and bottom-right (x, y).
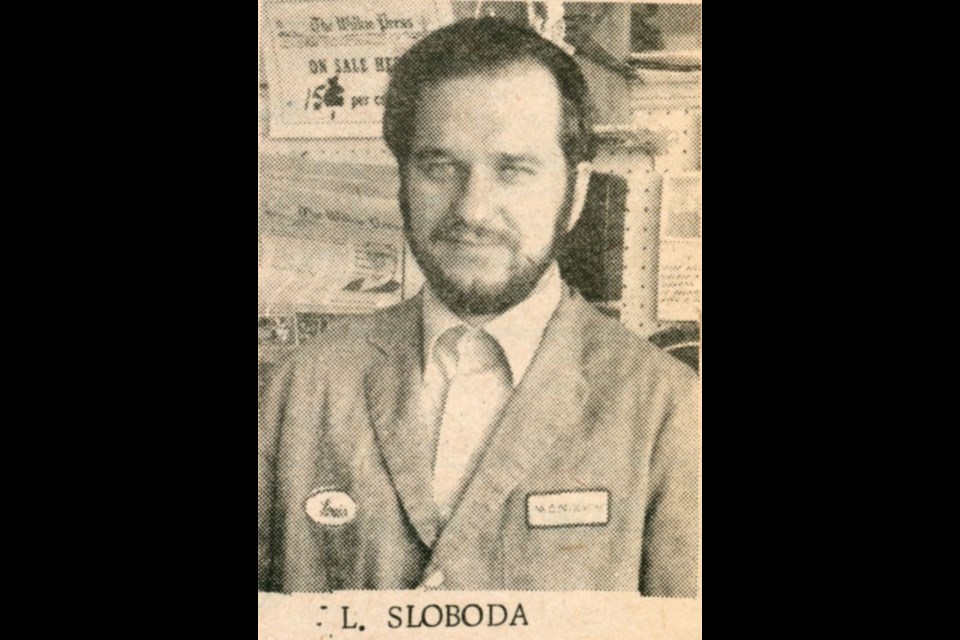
top-left (432, 326), bottom-right (513, 519)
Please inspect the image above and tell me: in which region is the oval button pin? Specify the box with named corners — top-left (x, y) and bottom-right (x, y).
top-left (304, 490), bottom-right (358, 527)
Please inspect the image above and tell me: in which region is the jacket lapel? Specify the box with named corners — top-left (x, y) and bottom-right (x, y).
top-left (426, 290), bottom-right (600, 585)
top-left (363, 296), bottom-right (442, 548)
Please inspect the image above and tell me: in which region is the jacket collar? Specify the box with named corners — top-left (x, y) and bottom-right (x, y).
top-left (364, 295), bottom-right (424, 360)
top-left (363, 296), bottom-right (442, 546)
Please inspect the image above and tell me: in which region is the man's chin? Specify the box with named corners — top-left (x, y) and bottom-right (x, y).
top-left (424, 269), bottom-right (547, 317)
top-left (442, 268), bottom-right (511, 293)
top-left (409, 238), bottom-right (560, 317)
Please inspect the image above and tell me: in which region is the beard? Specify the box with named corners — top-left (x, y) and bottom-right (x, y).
top-left (401, 177), bottom-right (576, 318)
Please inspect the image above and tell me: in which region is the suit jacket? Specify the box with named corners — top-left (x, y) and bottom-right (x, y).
top-left (258, 288), bottom-right (700, 595)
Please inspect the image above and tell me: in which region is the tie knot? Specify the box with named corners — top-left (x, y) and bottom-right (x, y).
top-left (435, 326), bottom-right (510, 379)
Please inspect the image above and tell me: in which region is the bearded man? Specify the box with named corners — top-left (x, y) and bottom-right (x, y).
top-left (258, 17), bottom-right (699, 596)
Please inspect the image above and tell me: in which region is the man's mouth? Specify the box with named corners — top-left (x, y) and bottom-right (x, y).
top-left (436, 235), bottom-right (507, 248)
top-left (432, 226), bottom-right (517, 249)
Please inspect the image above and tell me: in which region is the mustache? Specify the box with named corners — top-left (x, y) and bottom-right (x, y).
top-left (429, 220), bottom-right (520, 250)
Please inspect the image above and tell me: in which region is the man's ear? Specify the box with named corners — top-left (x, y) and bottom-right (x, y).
top-left (567, 162), bottom-right (593, 232)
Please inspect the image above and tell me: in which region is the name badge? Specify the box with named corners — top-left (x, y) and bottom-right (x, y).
top-left (527, 490), bottom-right (610, 528)
top-left (305, 489), bottom-right (358, 527)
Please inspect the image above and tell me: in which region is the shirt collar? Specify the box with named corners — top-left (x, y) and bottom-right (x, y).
top-left (422, 264), bottom-right (563, 385)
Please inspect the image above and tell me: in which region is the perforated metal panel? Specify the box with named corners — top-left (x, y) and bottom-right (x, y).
top-left (594, 125), bottom-right (700, 336)
top-left (613, 74), bottom-right (701, 339)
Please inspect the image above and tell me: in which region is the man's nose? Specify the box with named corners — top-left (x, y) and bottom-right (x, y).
top-left (453, 170), bottom-right (499, 224)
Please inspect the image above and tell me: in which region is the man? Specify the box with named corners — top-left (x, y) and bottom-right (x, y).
top-left (258, 18), bottom-right (699, 595)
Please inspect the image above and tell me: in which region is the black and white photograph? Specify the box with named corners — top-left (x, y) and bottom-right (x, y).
top-left (259, 1), bottom-right (701, 630)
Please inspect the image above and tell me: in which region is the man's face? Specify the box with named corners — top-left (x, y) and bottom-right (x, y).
top-left (402, 61), bottom-right (589, 317)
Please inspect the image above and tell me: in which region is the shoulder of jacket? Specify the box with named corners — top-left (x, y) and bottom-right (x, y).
top-left (283, 300), bottom-right (420, 373)
top-left (574, 299), bottom-right (697, 393)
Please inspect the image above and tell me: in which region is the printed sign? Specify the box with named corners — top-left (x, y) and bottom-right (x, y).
top-left (263, 0), bottom-right (454, 138)
top-left (258, 159), bottom-right (407, 316)
top-left (657, 172), bottom-right (702, 322)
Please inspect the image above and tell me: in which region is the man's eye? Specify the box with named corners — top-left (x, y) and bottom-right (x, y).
top-left (418, 162), bottom-right (459, 181)
top-left (498, 165), bottom-right (535, 183)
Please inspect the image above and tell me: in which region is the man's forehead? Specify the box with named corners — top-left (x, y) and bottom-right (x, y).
top-left (411, 61), bottom-right (565, 159)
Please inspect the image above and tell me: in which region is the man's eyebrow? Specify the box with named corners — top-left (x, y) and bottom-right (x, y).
top-left (497, 154), bottom-right (544, 167)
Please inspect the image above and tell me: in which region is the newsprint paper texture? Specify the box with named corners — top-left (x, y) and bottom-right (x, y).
top-left (258, 1), bottom-right (702, 638)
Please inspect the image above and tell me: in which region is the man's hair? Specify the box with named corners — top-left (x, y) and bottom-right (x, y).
top-left (383, 17), bottom-right (596, 168)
